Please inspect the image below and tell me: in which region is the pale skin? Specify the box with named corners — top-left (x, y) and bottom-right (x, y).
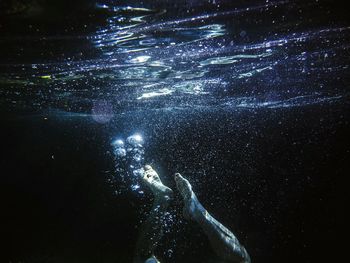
top-left (134, 165), bottom-right (172, 263)
top-left (135, 165), bottom-right (251, 263)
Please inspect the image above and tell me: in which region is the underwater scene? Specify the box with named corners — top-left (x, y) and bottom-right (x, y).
top-left (0, 0), bottom-right (349, 262)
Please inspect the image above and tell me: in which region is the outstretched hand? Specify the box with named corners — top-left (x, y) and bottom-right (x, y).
top-left (141, 165), bottom-right (173, 199)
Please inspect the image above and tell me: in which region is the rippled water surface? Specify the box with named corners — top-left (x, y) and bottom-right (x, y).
top-left (1, 1), bottom-right (349, 262)
top-left (1, 0), bottom-right (349, 113)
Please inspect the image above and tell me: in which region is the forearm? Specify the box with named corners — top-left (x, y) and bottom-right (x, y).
top-left (194, 209), bottom-right (250, 263)
top-left (133, 197), bottom-right (171, 263)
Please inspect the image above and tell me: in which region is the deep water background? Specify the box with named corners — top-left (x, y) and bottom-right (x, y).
top-left (0, 0), bottom-right (349, 262)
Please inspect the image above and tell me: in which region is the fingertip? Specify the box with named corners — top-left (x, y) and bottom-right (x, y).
top-left (144, 164), bottom-right (152, 170)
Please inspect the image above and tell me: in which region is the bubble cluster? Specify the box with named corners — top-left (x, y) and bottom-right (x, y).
top-left (111, 139), bottom-right (126, 157)
top-left (111, 133), bottom-right (145, 194)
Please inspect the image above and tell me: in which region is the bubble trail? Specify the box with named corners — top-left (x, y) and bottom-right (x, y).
top-left (111, 139), bottom-right (127, 195)
top-left (126, 133), bottom-right (145, 193)
top-left (111, 134), bottom-right (145, 195)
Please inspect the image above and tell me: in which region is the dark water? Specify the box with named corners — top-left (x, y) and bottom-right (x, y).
top-left (0, 0), bottom-right (349, 262)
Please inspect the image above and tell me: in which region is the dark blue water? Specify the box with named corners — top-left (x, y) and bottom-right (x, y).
top-left (0, 0), bottom-right (349, 262)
